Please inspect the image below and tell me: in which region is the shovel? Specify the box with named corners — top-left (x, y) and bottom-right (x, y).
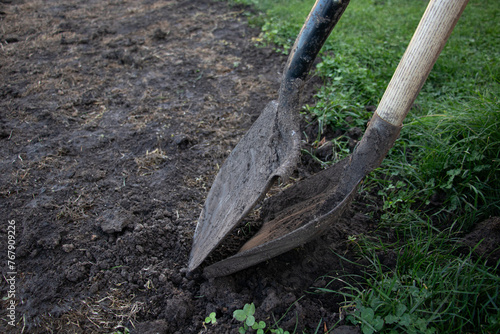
top-left (189, 0), bottom-right (351, 272)
top-left (196, 0), bottom-right (470, 278)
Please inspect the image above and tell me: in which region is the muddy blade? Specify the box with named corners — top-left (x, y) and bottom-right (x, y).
top-left (202, 158), bottom-right (359, 278)
top-left (189, 0), bottom-right (351, 272)
top-left (202, 114), bottom-right (402, 278)
top-left (188, 100), bottom-right (300, 271)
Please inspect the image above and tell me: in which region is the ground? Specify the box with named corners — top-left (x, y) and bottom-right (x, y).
top-left (0, 0), bottom-right (497, 333)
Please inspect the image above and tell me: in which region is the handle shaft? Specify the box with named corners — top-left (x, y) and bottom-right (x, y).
top-left (283, 0), bottom-right (349, 84)
top-left (376, 0), bottom-right (469, 126)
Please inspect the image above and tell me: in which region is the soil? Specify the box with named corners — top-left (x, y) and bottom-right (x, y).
top-left (0, 0), bottom-right (498, 333)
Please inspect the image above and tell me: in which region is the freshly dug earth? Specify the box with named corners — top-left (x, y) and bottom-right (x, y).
top-left (0, 1), bottom-right (372, 332)
top-left (1, 0), bottom-right (497, 333)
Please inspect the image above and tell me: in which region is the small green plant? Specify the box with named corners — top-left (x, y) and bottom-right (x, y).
top-left (204, 311), bottom-right (217, 325)
top-left (233, 303), bottom-right (260, 333)
top-left (345, 294), bottom-right (438, 334)
top-left (233, 303), bottom-right (290, 334)
top-left (346, 302), bottom-right (384, 334)
top-left (272, 329), bottom-right (289, 334)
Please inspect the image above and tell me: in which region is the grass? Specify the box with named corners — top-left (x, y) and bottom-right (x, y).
top-left (229, 0), bottom-right (500, 333)
top-left (375, 97), bottom-right (500, 227)
top-left (313, 220), bottom-right (500, 334)
top-left (234, 0), bottom-right (500, 221)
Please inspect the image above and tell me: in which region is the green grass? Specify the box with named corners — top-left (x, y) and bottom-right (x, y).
top-left (229, 0), bottom-right (500, 333)
top-left (236, 0), bottom-right (500, 224)
top-left (377, 97), bottom-right (500, 227)
top-left (232, 0), bottom-right (500, 221)
top-left (314, 221), bottom-right (500, 333)
top-left (231, 0), bottom-right (315, 53)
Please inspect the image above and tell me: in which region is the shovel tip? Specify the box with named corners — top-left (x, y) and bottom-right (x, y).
top-left (187, 249), bottom-right (202, 272)
top-left (187, 262), bottom-right (197, 273)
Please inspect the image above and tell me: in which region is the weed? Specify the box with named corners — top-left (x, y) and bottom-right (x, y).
top-left (204, 311), bottom-right (217, 325)
top-left (233, 303), bottom-right (290, 334)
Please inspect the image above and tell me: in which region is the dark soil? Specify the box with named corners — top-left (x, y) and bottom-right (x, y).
top-left (0, 0), bottom-right (497, 333)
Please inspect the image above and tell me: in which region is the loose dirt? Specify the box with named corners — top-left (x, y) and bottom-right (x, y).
top-left (1, 0), bottom-right (497, 333)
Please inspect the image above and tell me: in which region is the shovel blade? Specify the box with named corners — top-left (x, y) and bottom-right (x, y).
top-left (202, 158), bottom-right (359, 278)
top-left (201, 114), bottom-right (402, 278)
top-left (188, 100), bottom-right (301, 271)
top-left (189, 0), bottom-right (351, 272)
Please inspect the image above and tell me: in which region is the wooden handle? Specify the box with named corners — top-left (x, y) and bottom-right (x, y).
top-left (376, 0), bottom-right (469, 126)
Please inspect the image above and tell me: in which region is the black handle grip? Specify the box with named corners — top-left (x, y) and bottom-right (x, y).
top-left (283, 0), bottom-right (349, 83)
